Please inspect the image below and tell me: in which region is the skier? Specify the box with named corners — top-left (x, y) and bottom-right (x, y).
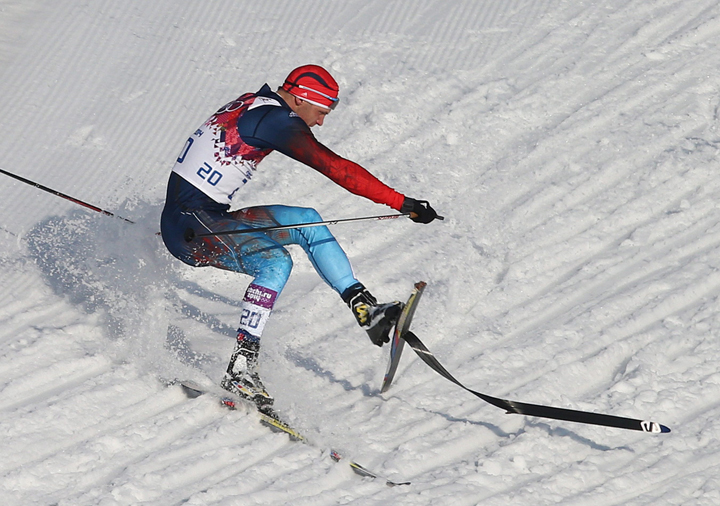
top-left (160, 64), bottom-right (439, 411)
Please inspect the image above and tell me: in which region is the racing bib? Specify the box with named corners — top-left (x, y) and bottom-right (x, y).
top-left (172, 95), bottom-right (278, 205)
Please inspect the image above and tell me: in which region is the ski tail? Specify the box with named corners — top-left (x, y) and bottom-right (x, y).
top-left (348, 461), bottom-right (412, 486)
top-left (381, 281), bottom-right (426, 393)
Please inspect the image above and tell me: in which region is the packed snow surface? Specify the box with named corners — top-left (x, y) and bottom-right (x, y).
top-left (2, 0), bottom-right (720, 504)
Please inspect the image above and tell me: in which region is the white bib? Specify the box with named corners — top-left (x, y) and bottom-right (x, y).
top-left (172, 97), bottom-right (282, 205)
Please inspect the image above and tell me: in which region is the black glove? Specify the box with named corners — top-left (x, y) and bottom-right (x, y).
top-left (401, 197), bottom-right (438, 224)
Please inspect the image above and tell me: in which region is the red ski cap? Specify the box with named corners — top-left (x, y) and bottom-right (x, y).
top-left (282, 64), bottom-right (339, 110)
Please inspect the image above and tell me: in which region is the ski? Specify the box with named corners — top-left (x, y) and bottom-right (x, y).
top-left (330, 451), bottom-right (411, 486)
top-left (401, 332), bottom-right (671, 433)
top-left (175, 380), bottom-right (410, 486)
top-left (381, 281), bottom-right (426, 393)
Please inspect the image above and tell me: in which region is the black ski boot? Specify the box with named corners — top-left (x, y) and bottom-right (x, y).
top-left (343, 284), bottom-right (403, 347)
top-left (220, 331), bottom-right (274, 410)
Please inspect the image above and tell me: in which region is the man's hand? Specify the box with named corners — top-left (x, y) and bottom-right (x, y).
top-left (402, 197), bottom-right (440, 224)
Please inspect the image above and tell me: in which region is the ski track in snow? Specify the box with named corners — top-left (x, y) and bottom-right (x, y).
top-left (2, 0), bottom-right (720, 504)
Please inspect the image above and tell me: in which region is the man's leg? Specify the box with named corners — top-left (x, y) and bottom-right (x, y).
top-left (234, 205), bottom-right (358, 293)
top-left (185, 210), bottom-right (293, 408)
top-left (235, 206), bottom-right (403, 347)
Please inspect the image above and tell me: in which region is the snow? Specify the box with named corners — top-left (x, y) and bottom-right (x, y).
top-left (2, 0), bottom-right (720, 503)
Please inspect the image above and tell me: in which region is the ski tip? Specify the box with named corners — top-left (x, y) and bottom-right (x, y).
top-left (387, 480), bottom-right (412, 487)
top-left (641, 420), bottom-right (671, 433)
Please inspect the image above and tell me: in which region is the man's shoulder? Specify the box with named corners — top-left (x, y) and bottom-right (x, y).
top-left (242, 91), bottom-right (307, 132)
top-left (249, 96), bottom-right (282, 109)
top-left (237, 90), bottom-right (308, 148)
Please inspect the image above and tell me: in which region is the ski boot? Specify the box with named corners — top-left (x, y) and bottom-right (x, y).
top-left (220, 331), bottom-right (274, 411)
top-left (343, 284), bottom-right (404, 347)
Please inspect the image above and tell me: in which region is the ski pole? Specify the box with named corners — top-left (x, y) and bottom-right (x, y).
top-left (184, 212), bottom-right (444, 242)
top-left (0, 167), bottom-right (135, 224)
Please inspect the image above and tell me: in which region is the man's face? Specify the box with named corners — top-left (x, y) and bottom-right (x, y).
top-left (295, 99), bottom-right (330, 127)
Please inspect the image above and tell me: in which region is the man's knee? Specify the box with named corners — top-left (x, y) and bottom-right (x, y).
top-left (297, 207), bottom-right (322, 224)
top-left (273, 248), bottom-right (294, 280)
top-left (253, 247), bottom-right (293, 293)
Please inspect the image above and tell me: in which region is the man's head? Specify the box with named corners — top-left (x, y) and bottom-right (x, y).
top-left (278, 64), bottom-right (339, 127)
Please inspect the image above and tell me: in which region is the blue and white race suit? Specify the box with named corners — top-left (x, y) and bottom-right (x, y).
top-left (161, 84), bottom-right (405, 339)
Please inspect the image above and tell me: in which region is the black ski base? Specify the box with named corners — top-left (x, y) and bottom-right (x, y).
top-left (400, 331), bottom-right (670, 434)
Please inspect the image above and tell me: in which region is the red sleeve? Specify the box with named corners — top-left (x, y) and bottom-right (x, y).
top-left (240, 104), bottom-right (406, 210)
top-left (281, 129), bottom-right (406, 210)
